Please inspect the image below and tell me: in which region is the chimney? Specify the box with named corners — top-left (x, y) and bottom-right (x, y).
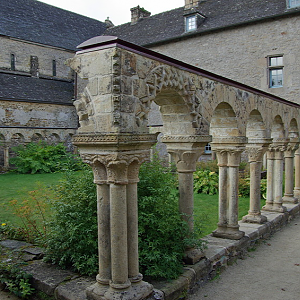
top-left (130, 6), bottom-right (151, 25)
top-left (184, 0), bottom-right (200, 10)
top-left (105, 17), bottom-right (114, 29)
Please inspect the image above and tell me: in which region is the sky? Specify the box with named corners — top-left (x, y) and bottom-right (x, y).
top-left (39, 0), bottom-right (184, 26)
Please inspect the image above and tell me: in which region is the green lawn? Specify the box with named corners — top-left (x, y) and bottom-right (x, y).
top-left (0, 172), bottom-right (264, 238)
top-left (194, 193), bottom-right (265, 237)
top-left (0, 172), bottom-right (64, 225)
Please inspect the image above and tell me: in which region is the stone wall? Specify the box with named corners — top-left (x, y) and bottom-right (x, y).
top-left (0, 101), bottom-right (78, 129)
top-left (151, 15), bottom-right (300, 104)
top-left (0, 36), bottom-right (74, 79)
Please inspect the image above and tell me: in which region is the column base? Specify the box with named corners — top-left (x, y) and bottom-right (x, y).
top-left (183, 248), bottom-right (205, 265)
top-left (212, 227), bottom-right (245, 240)
top-left (86, 281), bottom-right (153, 300)
top-left (262, 203), bottom-right (287, 213)
top-left (242, 213), bottom-right (267, 224)
top-left (293, 189), bottom-right (300, 200)
top-left (282, 195), bottom-right (299, 204)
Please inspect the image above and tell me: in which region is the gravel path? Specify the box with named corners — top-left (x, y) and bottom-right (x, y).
top-left (188, 216), bottom-right (300, 300)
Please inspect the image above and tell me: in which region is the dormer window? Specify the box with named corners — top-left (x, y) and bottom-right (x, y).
top-left (186, 15), bottom-right (197, 32)
top-left (288, 0), bottom-right (300, 8)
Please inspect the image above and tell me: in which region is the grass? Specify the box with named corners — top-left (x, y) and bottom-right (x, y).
top-left (0, 172), bottom-right (265, 239)
top-left (0, 172), bottom-right (64, 225)
top-left (193, 192), bottom-right (266, 237)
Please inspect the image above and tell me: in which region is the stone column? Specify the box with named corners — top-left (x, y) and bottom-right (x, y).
top-left (3, 144), bottom-right (9, 169)
top-left (262, 141), bottom-right (288, 213)
top-left (283, 140), bottom-right (299, 204)
top-left (162, 135), bottom-right (210, 264)
top-left (211, 137), bottom-right (246, 240)
top-left (162, 135), bottom-right (211, 232)
top-left (242, 140), bottom-right (270, 224)
top-left (294, 148), bottom-right (300, 199)
top-left (74, 134), bottom-right (156, 300)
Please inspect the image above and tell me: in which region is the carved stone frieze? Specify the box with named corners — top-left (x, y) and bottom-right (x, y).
top-left (137, 65), bottom-right (203, 129)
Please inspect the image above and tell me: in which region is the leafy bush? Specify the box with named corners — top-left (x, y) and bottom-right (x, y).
top-left (194, 169), bottom-right (219, 195)
top-left (45, 169), bottom-right (98, 275)
top-left (0, 260), bottom-right (35, 299)
top-left (45, 159), bottom-right (205, 280)
top-left (138, 158), bottom-right (204, 279)
top-left (10, 142), bottom-right (83, 174)
top-left (196, 160), bottom-right (219, 173)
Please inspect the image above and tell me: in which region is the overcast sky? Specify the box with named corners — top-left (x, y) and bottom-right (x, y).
top-left (39, 0), bottom-right (184, 26)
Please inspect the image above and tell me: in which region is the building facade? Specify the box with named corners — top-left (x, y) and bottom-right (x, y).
top-left (0, 0), bottom-right (107, 169)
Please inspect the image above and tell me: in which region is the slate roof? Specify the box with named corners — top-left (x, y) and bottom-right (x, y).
top-left (0, 0), bottom-right (107, 51)
top-left (105, 0), bottom-right (300, 46)
top-left (0, 72), bottom-right (74, 104)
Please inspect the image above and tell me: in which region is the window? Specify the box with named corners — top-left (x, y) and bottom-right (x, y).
top-left (10, 54), bottom-right (15, 71)
top-left (268, 56), bottom-right (283, 88)
top-left (204, 143), bottom-right (212, 154)
top-left (186, 15), bottom-right (197, 32)
top-left (289, 0), bottom-right (300, 8)
top-left (52, 60), bottom-right (57, 76)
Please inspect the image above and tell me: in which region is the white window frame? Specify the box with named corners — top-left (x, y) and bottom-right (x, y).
top-left (185, 15), bottom-right (197, 32)
top-left (288, 0), bottom-right (300, 8)
top-left (268, 55), bottom-right (284, 88)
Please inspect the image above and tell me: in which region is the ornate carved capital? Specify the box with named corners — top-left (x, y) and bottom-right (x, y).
top-left (169, 150), bottom-right (201, 172)
top-left (80, 151), bottom-right (149, 184)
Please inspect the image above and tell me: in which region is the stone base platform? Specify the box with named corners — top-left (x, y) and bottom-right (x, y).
top-left (1, 203), bottom-right (299, 300)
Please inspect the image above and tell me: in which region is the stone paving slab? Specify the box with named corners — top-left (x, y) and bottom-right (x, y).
top-left (1, 203), bottom-right (299, 300)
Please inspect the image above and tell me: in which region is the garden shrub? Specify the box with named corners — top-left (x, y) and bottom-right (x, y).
top-left (45, 159), bottom-right (205, 279)
top-left (193, 169), bottom-right (218, 195)
top-left (10, 142), bottom-right (83, 174)
top-left (45, 169), bottom-right (98, 276)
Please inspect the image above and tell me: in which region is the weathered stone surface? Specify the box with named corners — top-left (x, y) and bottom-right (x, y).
top-left (55, 277), bottom-right (95, 300)
top-left (21, 260), bottom-right (79, 296)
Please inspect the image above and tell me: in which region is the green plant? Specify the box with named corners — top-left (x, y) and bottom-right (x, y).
top-left (44, 169), bottom-right (98, 276)
top-left (0, 260), bottom-right (35, 299)
top-left (10, 142), bottom-right (83, 174)
top-left (196, 160), bottom-right (219, 173)
top-left (7, 186), bottom-right (50, 244)
top-left (193, 169), bottom-right (219, 195)
top-left (138, 158), bottom-right (205, 279)
top-left (45, 159), bottom-right (205, 280)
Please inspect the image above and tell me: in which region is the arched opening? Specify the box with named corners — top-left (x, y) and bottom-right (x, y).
top-left (48, 133), bottom-right (61, 145)
top-left (246, 109), bottom-right (267, 139)
top-left (210, 102), bottom-right (239, 138)
top-left (271, 115), bottom-right (285, 139)
top-left (31, 133), bottom-right (44, 143)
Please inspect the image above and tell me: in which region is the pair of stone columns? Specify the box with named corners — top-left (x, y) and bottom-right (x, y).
top-left (242, 139), bottom-right (271, 224)
top-left (211, 137), bottom-right (246, 240)
top-left (262, 139), bottom-right (299, 213)
top-left (73, 134), bottom-right (156, 300)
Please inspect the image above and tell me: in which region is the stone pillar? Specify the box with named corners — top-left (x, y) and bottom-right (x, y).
top-left (3, 144), bottom-right (9, 169)
top-left (74, 134), bottom-right (156, 300)
top-left (242, 141), bottom-right (270, 224)
top-left (283, 140), bottom-right (299, 204)
top-left (294, 148), bottom-right (300, 199)
top-left (262, 141), bottom-right (288, 213)
top-left (162, 135), bottom-right (211, 232)
top-left (211, 137), bottom-right (246, 240)
top-left (162, 135), bottom-right (210, 264)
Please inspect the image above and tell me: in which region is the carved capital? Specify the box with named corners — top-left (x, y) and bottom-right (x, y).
top-left (80, 151), bottom-right (149, 184)
top-left (246, 147), bottom-right (267, 163)
top-left (169, 150), bottom-right (201, 172)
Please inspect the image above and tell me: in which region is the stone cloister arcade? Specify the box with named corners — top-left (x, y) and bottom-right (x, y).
top-left (68, 36), bottom-right (300, 300)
